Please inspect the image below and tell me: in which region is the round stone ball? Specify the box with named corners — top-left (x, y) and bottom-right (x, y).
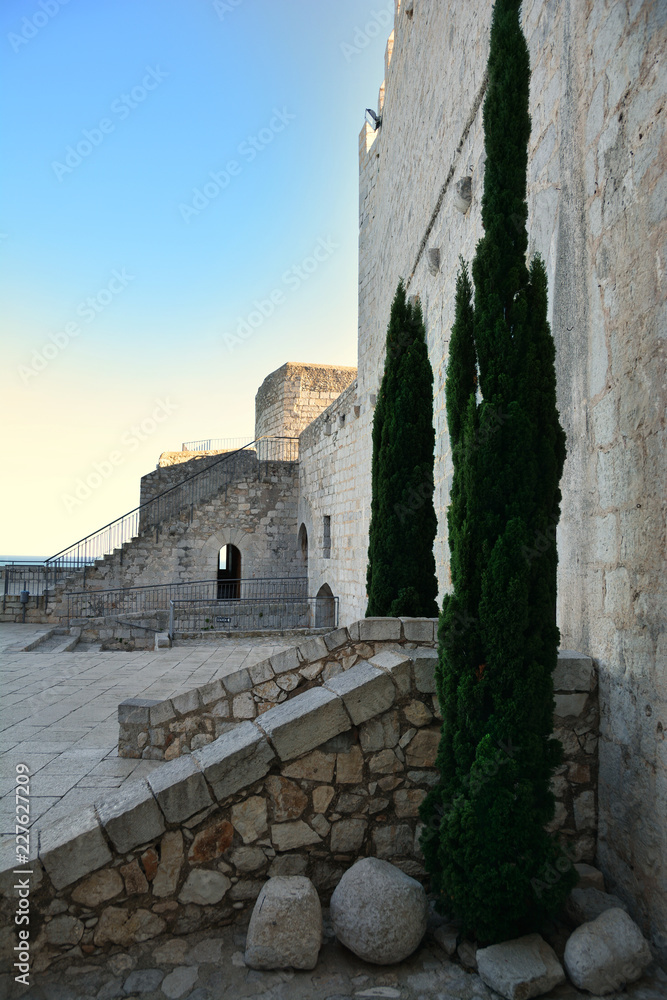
top-left (330, 857), bottom-right (428, 964)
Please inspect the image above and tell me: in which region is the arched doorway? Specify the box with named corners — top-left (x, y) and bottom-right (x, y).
top-left (298, 523), bottom-right (308, 577)
top-left (315, 583), bottom-right (336, 629)
top-left (217, 544), bottom-right (241, 599)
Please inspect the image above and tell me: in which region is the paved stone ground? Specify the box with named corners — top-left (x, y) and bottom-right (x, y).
top-left (0, 624), bottom-right (295, 843)
top-left (3, 909), bottom-right (667, 1000)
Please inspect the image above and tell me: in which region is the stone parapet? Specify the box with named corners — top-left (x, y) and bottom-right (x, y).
top-left (118, 618), bottom-right (439, 759)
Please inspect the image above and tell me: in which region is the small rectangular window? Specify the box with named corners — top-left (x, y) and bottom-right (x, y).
top-left (323, 516), bottom-right (331, 559)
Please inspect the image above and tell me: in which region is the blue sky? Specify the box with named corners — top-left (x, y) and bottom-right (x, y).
top-left (0, 0), bottom-right (392, 556)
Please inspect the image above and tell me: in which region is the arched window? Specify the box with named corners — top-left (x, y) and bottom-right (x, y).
top-left (315, 583), bottom-right (336, 629)
top-left (217, 544), bottom-right (241, 599)
top-left (298, 523), bottom-right (308, 576)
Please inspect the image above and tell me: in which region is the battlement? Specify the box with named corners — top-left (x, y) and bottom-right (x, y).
top-left (255, 362), bottom-right (357, 441)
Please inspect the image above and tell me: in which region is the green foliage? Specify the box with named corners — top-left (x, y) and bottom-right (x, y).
top-left (420, 0), bottom-right (575, 944)
top-left (366, 280), bottom-right (439, 618)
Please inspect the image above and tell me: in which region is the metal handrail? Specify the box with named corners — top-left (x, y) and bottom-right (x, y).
top-left (46, 436), bottom-right (299, 583)
top-left (181, 436), bottom-right (253, 452)
top-left (168, 593), bottom-right (339, 638)
top-left (67, 576), bottom-right (308, 622)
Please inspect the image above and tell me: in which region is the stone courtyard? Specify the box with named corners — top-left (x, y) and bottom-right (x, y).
top-left (0, 625), bottom-right (294, 840)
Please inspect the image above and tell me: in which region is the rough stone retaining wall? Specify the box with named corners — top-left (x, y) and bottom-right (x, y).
top-left (118, 617), bottom-right (437, 759)
top-left (0, 634), bottom-right (598, 973)
top-left (118, 618), bottom-right (598, 860)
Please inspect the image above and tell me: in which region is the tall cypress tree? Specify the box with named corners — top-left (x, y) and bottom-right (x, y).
top-left (420, 0), bottom-right (574, 944)
top-left (366, 281), bottom-right (439, 618)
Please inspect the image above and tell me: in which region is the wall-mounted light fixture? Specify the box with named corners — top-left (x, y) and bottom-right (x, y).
top-left (365, 108), bottom-right (382, 131)
top-left (427, 247), bottom-right (441, 275)
top-left (453, 176), bottom-right (472, 213)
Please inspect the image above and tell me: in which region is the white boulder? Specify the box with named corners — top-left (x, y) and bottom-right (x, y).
top-left (330, 857), bottom-right (428, 964)
top-left (244, 876), bottom-right (322, 970)
top-left (477, 933), bottom-right (565, 1000)
top-left (564, 907), bottom-right (653, 994)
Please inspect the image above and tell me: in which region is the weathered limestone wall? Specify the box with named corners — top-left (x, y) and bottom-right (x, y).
top-left (298, 382), bottom-right (370, 620)
top-left (303, 0), bottom-right (666, 953)
top-left (140, 451), bottom-right (239, 506)
top-left (255, 363), bottom-right (357, 441)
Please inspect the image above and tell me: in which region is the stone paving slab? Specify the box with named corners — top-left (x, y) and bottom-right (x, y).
top-left (0, 623), bottom-right (297, 842)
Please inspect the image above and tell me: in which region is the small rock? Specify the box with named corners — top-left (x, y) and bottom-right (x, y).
top-left (230, 846), bottom-right (267, 872)
top-left (71, 869), bottom-right (124, 907)
top-left (404, 700), bottom-right (433, 727)
top-left (120, 859), bottom-right (149, 895)
top-left (312, 785), bottom-right (335, 813)
top-left (45, 915), bottom-right (84, 946)
top-left (433, 923), bottom-right (458, 956)
top-left (231, 796), bottom-right (268, 843)
top-left (458, 939), bottom-right (478, 970)
top-left (265, 775), bottom-right (308, 821)
top-left (153, 937), bottom-right (190, 965)
top-left (269, 854), bottom-right (308, 877)
top-left (564, 907), bottom-right (653, 994)
top-left (188, 937), bottom-right (223, 963)
top-left (244, 876), bottom-right (322, 970)
top-left (152, 831), bottom-right (184, 897)
top-left (161, 965), bottom-right (199, 998)
top-left (95, 907), bottom-right (166, 947)
top-left (282, 750), bottom-right (335, 782)
top-left (337, 746), bottom-right (364, 783)
top-left (271, 820), bottom-right (321, 851)
top-left (477, 933), bottom-right (565, 1000)
top-left (574, 862), bottom-right (605, 891)
top-left (566, 887), bottom-right (628, 926)
top-left (330, 818), bottom-right (367, 853)
top-left (188, 819), bottom-right (234, 862)
top-left (178, 869), bottom-right (231, 905)
top-left (404, 728), bottom-right (439, 767)
top-left (141, 847), bottom-right (159, 881)
top-left (107, 952), bottom-right (136, 975)
top-left (330, 857), bottom-right (428, 964)
top-left (123, 968), bottom-right (165, 994)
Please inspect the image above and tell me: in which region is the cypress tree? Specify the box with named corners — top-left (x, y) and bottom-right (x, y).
top-left (366, 280), bottom-right (439, 618)
top-left (420, 0), bottom-right (575, 944)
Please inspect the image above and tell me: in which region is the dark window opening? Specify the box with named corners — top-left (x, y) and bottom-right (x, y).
top-left (323, 515), bottom-right (331, 559)
top-left (217, 544), bottom-right (241, 598)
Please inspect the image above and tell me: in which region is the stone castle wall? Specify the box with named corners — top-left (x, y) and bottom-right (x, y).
top-left (255, 363), bottom-right (357, 440)
top-left (296, 0), bottom-right (666, 955)
top-left (47, 460), bottom-right (300, 620)
top-left (140, 451), bottom-right (244, 507)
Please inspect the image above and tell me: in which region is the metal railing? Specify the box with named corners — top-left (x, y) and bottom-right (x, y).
top-left (169, 594), bottom-right (338, 637)
top-left (181, 437), bottom-right (253, 453)
top-left (67, 576), bottom-right (308, 621)
top-left (2, 563), bottom-right (50, 610)
top-left (45, 437), bottom-right (299, 584)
